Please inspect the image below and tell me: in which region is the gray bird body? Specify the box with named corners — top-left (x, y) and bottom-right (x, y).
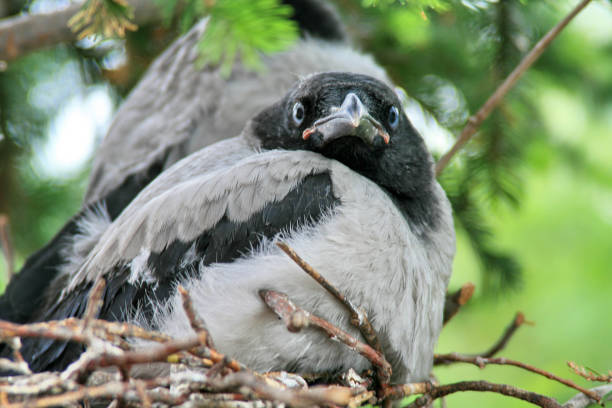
top-left (46, 69), bottom-right (457, 379)
top-left (61, 130), bottom-right (454, 383)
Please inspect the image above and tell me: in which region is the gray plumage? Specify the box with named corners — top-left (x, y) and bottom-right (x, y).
top-left (35, 72), bottom-right (455, 383)
top-left (84, 19), bottom-right (390, 206)
top-left (0, 4), bottom-right (392, 325)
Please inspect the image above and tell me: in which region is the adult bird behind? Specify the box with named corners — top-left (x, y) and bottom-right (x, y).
top-left (17, 72), bottom-right (455, 384)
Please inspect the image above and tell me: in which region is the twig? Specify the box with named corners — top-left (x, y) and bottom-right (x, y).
top-left (207, 370), bottom-right (364, 407)
top-left (563, 385), bottom-right (612, 408)
top-left (260, 288), bottom-right (392, 385)
top-left (177, 285), bottom-right (214, 349)
top-left (0, 319), bottom-right (89, 344)
top-left (83, 278), bottom-right (106, 329)
top-left (442, 282), bottom-right (475, 326)
top-left (0, 214), bottom-right (14, 279)
top-left (434, 353), bottom-right (601, 404)
top-left (435, 0), bottom-right (593, 176)
top-left (276, 242), bottom-right (383, 354)
top-left (379, 382), bottom-right (432, 400)
top-left (2, 377), bottom-right (186, 408)
top-left (479, 312), bottom-right (527, 358)
top-left (567, 362), bottom-right (612, 383)
top-left (405, 380), bottom-right (562, 408)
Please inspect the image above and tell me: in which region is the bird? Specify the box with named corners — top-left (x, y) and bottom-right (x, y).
top-left (17, 72), bottom-right (455, 384)
top-left (0, 0), bottom-right (393, 324)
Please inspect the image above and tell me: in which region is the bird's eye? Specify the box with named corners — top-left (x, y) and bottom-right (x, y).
top-left (388, 106), bottom-right (400, 130)
top-left (292, 102), bottom-right (305, 126)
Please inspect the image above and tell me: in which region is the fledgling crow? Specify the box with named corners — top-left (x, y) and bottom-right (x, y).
top-left (19, 72), bottom-right (455, 383)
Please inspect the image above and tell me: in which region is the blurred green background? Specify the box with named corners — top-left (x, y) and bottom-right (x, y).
top-left (0, 0), bottom-right (610, 406)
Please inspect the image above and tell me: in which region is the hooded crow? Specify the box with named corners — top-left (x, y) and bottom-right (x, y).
top-left (18, 72), bottom-right (455, 383)
top-left (0, 0), bottom-right (392, 324)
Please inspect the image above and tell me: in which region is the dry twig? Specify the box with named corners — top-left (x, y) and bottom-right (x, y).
top-left (260, 288), bottom-right (391, 385)
top-left (435, 0), bottom-right (593, 175)
top-left (442, 282), bottom-right (475, 325)
top-left (276, 242), bottom-right (383, 354)
top-left (405, 380), bottom-right (562, 408)
top-left (479, 311), bottom-right (528, 358)
top-left (434, 353), bottom-right (601, 404)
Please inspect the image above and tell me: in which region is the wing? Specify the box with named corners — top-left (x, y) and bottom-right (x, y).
top-left (21, 150), bottom-right (340, 372)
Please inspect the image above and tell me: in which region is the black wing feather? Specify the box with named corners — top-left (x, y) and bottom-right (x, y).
top-left (17, 171), bottom-right (339, 373)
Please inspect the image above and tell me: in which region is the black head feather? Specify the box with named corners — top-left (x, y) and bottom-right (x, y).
top-left (252, 72), bottom-right (435, 202)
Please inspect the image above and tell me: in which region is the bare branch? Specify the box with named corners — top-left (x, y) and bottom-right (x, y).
top-left (405, 380), bottom-right (562, 408)
top-left (83, 277), bottom-right (106, 329)
top-left (0, 0), bottom-right (162, 63)
top-left (177, 285), bottom-right (242, 372)
top-left (276, 241), bottom-right (383, 354)
top-left (260, 288), bottom-right (392, 385)
top-left (434, 353), bottom-right (601, 404)
top-left (479, 312), bottom-right (527, 358)
top-left (435, 0), bottom-right (593, 176)
top-left (442, 282), bottom-right (475, 326)
top-left (563, 385), bottom-right (612, 408)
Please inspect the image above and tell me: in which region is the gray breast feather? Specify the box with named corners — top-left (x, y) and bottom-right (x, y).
top-left (144, 159), bottom-right (455, 383)
top-left (65, 150), bottom-right (337, 294)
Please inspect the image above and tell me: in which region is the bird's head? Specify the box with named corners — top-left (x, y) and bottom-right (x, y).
top-left (251, 72), bottom-right (434, 197)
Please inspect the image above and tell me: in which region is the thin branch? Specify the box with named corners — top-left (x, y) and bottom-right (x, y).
top-left (434, 353), bottom-right (601, 404)
top-left (83, 277), bottom-right (106, 329)
top-left (0, 214), bottom-right (14, 279)
top-left (177, 285), bottom-right (242, 372)
top-left (442, 282), bottom-right (475, 325)
top-left (276, 241), bottom-right (383, 354)
top-left (379, 382), bottom-right (432, 400)
top-left (563, 385), bottom-right (612, 408)
top-left (405, 380), bottom-right (562, 408)
top-left (0, 0), bottom-right (162, 63)
top-left (177, 285), bottom-right (214, 349)
top-left (435, 0), bottom-right (593, 176)
top-left (436, 312), bottom-right (527, 364)
top-left (259, 288), bottom-right (392, 385)
top-left (479, 311), bottom-right (527, 358)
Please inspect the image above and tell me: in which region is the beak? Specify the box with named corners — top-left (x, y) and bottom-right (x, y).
top-left (302, 93), bottom-right (390, 147)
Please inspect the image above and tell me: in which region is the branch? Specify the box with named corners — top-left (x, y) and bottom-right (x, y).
top-left (434, 353), bottom-right (601, 404)
top-left (435, 311), bottom-right (527, 367)
top-left (0, 0), bottom-right (162, 63)
top-left (177, 285), bottom-right (243, 372)
top-left (276, 242), bottom-right (383, 355)
top-left (405, 380), bottom-right (562, 408)
top-left (259, 288), bottom-right (392, 385)
top-left (478, 311), bottom-right (527, 358)
top-left (563, 385), bottom-right (612, 408)
top-left (442, 282), bottom-right (475, 325)
top-left (435, 0), bottom-right (593, 176)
